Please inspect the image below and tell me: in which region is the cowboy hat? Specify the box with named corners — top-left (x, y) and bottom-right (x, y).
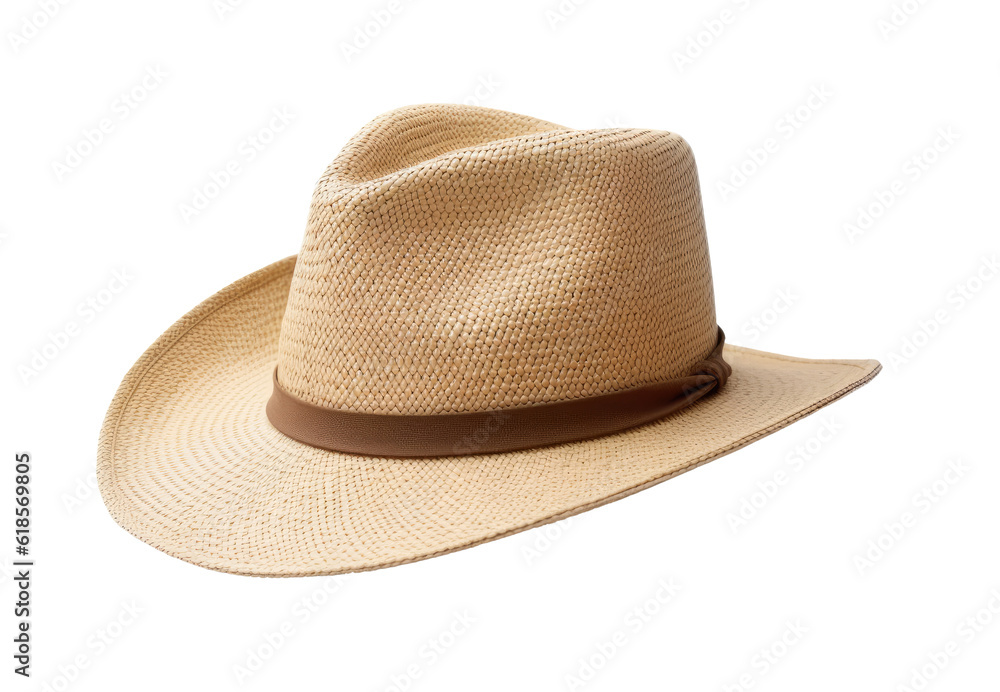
top-left (98, 104), bottom-right (880, 576)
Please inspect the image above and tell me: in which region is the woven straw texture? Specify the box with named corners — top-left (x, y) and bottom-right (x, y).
top-left (97, 105), bottom-right (880, 577)
top-left (278, 104), bottom-right (717, 414)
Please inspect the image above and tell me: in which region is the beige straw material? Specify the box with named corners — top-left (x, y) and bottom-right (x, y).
top-left (277, 105), bottom-right (717, 414)
top-left (98, 257), bottom-right (878, 577)
top-left (97, 105), bottom-right (880, 576)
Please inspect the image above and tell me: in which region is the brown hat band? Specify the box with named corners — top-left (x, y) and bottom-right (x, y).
top-left (265, 328), bottom-right (731, 458)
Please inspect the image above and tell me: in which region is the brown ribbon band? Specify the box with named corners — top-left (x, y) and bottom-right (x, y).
top-left (266, 328), bottom-right (731, 458)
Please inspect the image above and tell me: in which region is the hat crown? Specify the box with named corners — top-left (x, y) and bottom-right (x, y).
top-left (276, 105), bottom-right (718, 415)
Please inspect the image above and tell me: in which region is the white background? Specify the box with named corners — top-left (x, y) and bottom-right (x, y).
top-left (2, 0), bottom-right (999, 690)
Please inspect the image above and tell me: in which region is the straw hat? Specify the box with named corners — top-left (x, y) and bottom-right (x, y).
top-left (98, 104), bottom-right (880, 577)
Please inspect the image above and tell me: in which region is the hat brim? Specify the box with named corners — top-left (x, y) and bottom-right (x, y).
top-left (98, 256), bottom-right (880, 577)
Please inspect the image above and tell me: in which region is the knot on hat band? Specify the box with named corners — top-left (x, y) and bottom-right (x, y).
top-left (265, 328), bottom-right (730, 458)
top-left (691, 341), bottom-right (732, 388)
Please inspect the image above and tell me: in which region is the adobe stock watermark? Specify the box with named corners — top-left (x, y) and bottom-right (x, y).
top-left (0, 556), bottom-right (24, 589)
top-left (565, 578), bottom-right (680, 690)
top-left (885, 254), bottom-right (997, 371)
top-left (544, 0), bottom-right (591, 31)
top-left (213, 0), bottom-right (249, 21)
top-left (716, 85), bottom-right (833, 202)
top-left (380, 610), bottom-right (476, 692)
top-left (877, 0), bottom-right (932, 40)
top-left (842, 127), bottom-right (959, 244)
top-left (895, 587), bottom-right (1000, 691)
top-left (61, 469), bottom-right (99, 515)
top-left (340, 0), bottom-right (410, 63)
top-left (521, 517), bottom-right (576, 566)
top-left (448, 409), bottom-right (511, 455)
top-left (853, 458), bottom-right (969, 576)
top-left (17, 268), bottom-right (135, 384)
top-left (671, 0), bottom-right (755, 73)
top-left (460, 74), bottom-right (501, 108)
top-left (178, 106), bottom-right (295, 223)
top-left (722, 620), bottom-right (809, 692)
top-left (233, 575), bottom-right (350, 684)
top-left (738, 288), bottom-right (798, 343)
top-left (37, 601), bottom-right (144, 692)
top-left (7, 0), bottom-right (72, 53)
top-left (51, 65), bottom-right (168, 182)
top-left (726, 417), bottom-right (843, 533)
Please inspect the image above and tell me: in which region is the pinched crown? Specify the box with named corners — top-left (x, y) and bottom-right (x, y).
top-left (276, 104), bottom-right (718, 415)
